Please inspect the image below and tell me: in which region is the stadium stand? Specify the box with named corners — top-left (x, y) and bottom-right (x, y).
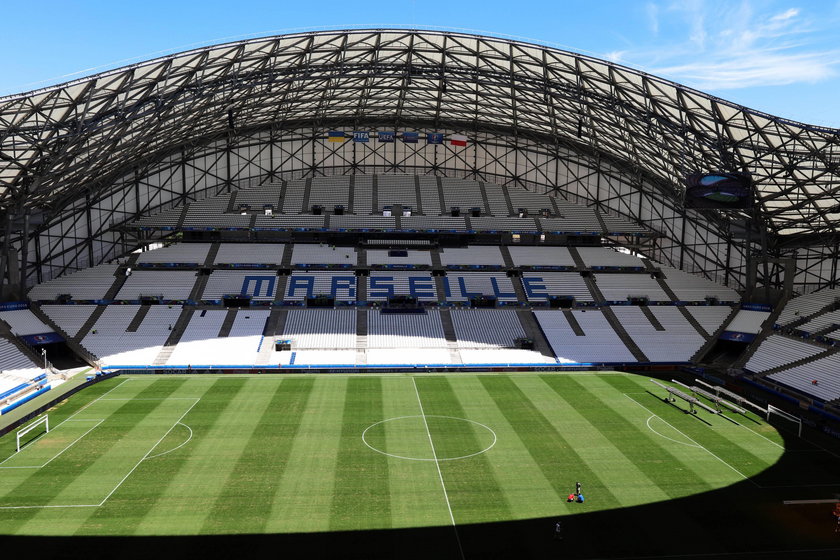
top-left (450, 308), bottom-right (525, 348)
top-left (136, 243), bottom-right (211, 264)
top-left (744, 334), bottom-right (827, 373)
top-left (594, 273), bottom-right (671, 303)
top-left (440, 246), bottom-right (505, 267)
top-left (534, 309), bottom-right (637, 363)
top-left (686, 306), bottom-right (736, 336)
top-left (203, 271), bottom-right (278, 301)
top-left (767, 353), bottom-right (840, 402)
top-left (27, 264), bottom-right (119, 301)
top-left (520, 272), bottom-right (594, 302)
top-left (366, 249), bottom-right (433, 266)
top-left (214, 243), bottom-right (286, 265)
top-left (576, 247), bottom-right (645, 268)
top-left (776, 288), bottom-right (840, 326)
top-left (442, 272), bottom-right (518, 302)
top-left (282, 309), bottom-right (356, 348)
top-left (659, 267), bottom-right (740, 302)
top-left (508, 246), bottom-right (576, 267)
top-left (116, 270), bottom-right (197, 300)
top-left (40, 305), bottom-right (97, 338)
top-left (611, 306), bottom-right (704, 362)
top-left (0, 309), bottom-right (53, 336)
top-left (291, 244), bottom-right (357, 265)
top-left (367, 272), bottom-right (438, 302)
top-left (284, 272), bottom-right (357, 302)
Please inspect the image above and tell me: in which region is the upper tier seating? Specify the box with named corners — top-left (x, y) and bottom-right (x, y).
top-left (659, 267), bottom-right (740, 302)
top-left (611, 306), bottom-right (704, 362)
top-left (534, 309), bottom-right (636, 363)
top-left (508, 246), bottom-right (576, 267)
top-left (214, 243), bottom-right (286, 265)
top-left (354, 175), bottom-right (375, 214)
top-left (308, 176), bottom-right (351, 208)
top-left (776, 288), bottom-right (840, 326)
top-left (136, 243), bottom-right (211, 264)
top-left (290, 244), bottom-right (357, 265)
top-left (234, 183), bottom-right (283, 208)
top-left (594, 273), bottom-right (670, 303)
top-left (203, 271), bottom-right (278, 301)
top-left (441, 178), bottom-right (485, 215)
top-left (521, 272), bottom-right (593, 302)
top-left (116, 270), bottom-right (197, 300)
top-left (366, 249), bottom-right (433, 266)
top-left (687, 306), bottom-right (735, 336)
top-left (724, 310), bottom-right (770, 334)
top-left (281, 180), bottom-right (307, 213)
top-left (27, 264), bottom-right (118, 301)
top-left (576, 247), bottom-right (644, 268)
top-left (440, 246), bottom-right (505, 267)
top-left (744, 334), bottom-right (826, 373)
top-left (0, 309), bottom-right (53, 336)
top-left (378, 174), bottom-right (417, 210)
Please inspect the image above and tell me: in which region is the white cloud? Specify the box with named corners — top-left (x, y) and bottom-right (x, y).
top-left (646, 3), bottom-right (660, 34)
top-left (617, 1), bottom-right (840, 90)
top-left (605, 50), bottom-right (626, 63)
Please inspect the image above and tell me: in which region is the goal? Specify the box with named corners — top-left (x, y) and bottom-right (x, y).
top-left (16, 415), bottom-right (49, 452)
top-left (766, 405), bottom-right (802, 437)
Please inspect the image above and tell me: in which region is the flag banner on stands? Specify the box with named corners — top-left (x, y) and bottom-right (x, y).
top-left (450, 134), bottom-right (468, 147)
top-left (427, 133), bottom-right (444, 144)
top-left (378, 131), bottom-right (395, 142)
top-left (402, 132), bottom-right (419, 143)
top-left (353, 131), bottom-right (370, 142)
top-left (327, 131), bottom-right (346, 142)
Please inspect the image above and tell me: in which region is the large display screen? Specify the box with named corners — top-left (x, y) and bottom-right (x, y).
top-left (684, 172), bottom-right (753, 210)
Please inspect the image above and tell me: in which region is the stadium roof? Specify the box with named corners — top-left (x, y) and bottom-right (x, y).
top-left (2, 28), bottom-right (839, 236)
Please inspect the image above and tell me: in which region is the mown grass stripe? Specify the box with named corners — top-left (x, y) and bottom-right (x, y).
top-left (446, 376), bottom-right (563, 521)
top-left (262, 377), bottom-right (347, 534)
top-left (478, 375), bottom-right (656, 554)
top-left (0, 377), bottom-right (188, 534)
top-left (71, 377), bottom-right (239, 536)
top-left (329, 376), bottom-right (391, 531)
top-left (413, 376), bottom-right (513, 525)
top-left (128, 377), bottom-right (254, 535)
top-left (539, 374), bottom-right (721, 550)
top-left (200, 377), bottom-right (315, 534)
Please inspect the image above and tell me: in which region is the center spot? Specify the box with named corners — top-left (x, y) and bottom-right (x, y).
top-left (362, 415), bottom-right (496, 461)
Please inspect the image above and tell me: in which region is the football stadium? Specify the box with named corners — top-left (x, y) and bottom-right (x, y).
top-left (1, 29), bottom-right (840, 559)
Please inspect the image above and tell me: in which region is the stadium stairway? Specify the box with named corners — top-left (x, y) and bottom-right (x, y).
top-left (600, 306), bottom-right (650, 362)
top-left (300, 178), bottom-right (312, 214)
top-left (152, 308), bottom-right (195, 366)
top-left (562, 309), bottom-right (585, 336)
top-left (225, 190), bottom-right (239, 213)
top-left (639, 306), bottom-right (666, 331)
top-left (203, 243), bottom-right (221, 268)
top-left (498, 181), bottom-right (516, 216)
top-left (434, 177), bottom-right (446, 215)
top-left (175, 204), bottom-right (189, 229)
top-left (125, 305), bottom-right (151, 332)
top-left (75, 305), bottom-right (108, 340)
top-left (28, 304), bottom-right (99, 366)
top-left (217, 309), bottom-right (238, 337)
top-left (347, 175), bottom-right (355, 214)
top-left (567, 246), bottom-right (587, 271)
top-left (356, 308), bottom-right (367, 365)
top-left (371, 175), bottom-right (379, 214)
top-left (516, 308), bottom-right (556, 358)
top-left (413, 175), bottom-right (423, 215)
top-left (581, 273), bottom-right (607, 304)
top-left (189, 272), bottom-right (209, 301)
top-left (264, 308), bottom-right (288, 338)
top-left (691, 305), bottom-right (740, 363)
top-left (103, 253), bottom-right (139, 300)
top-left (438, 309), bottom-right (463, 364)
top-left (478, 182), bottom-right (492, 216)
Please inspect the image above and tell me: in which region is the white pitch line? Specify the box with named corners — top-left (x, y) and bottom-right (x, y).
top-left (412, 377), bottom-right (465, 560)
top-left (623, 394), bottom-right (759, 488)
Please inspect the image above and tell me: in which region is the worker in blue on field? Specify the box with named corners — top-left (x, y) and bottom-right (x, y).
top-left (576, 492), bottom-right (585, 503)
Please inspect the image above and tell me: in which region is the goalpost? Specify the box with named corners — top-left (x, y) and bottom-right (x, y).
top-left (766, 405), bottom-right (802, 437)
top-left (16, 415), bottom-right (49, 452)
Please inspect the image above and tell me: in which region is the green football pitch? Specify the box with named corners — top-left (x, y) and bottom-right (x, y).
top-left (1, 372), bottom-right (839, 560)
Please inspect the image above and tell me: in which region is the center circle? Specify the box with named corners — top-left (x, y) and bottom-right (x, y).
top-left (362, 415), bottom-right (497, 461)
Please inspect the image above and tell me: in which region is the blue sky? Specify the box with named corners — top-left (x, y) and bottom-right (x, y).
top-left (3, 0), bottom-right (840, 128)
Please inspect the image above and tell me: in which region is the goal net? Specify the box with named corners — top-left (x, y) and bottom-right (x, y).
top-left (766, 405), bottom-right (802, 437)
top-left (16, 415), bottom-right (49, 452)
